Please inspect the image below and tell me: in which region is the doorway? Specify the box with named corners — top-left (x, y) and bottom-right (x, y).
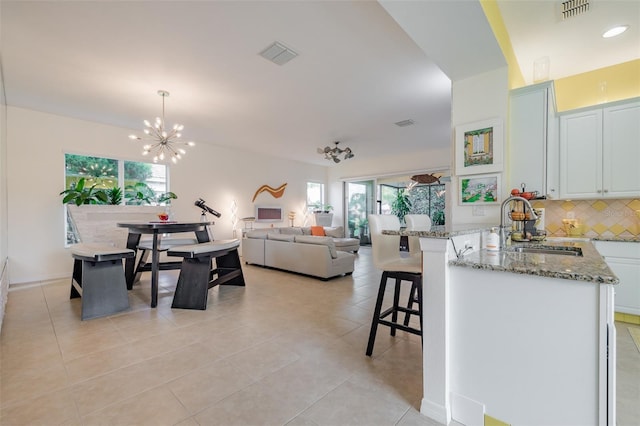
top-left (345, 181), bottom-right (375, 245)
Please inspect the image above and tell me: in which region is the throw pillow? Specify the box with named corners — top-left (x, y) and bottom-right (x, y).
top-left (311, 226), bottom-right (326, 236)
top-left (280, 227), bottom-right (303, 235)
top-left (324, 226), bottom-right (344, 238)
top-left (267, 233), bottom-right (295, 242)
top-left (300, 227), bottom-right (312, 235)
top-left (245, 230), bottom-right (268, 239)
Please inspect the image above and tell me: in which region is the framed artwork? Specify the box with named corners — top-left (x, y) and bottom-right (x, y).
top-left (455, 118), bottom-right (503, 176)
top-left (459, 173), bottom-right (501, 205)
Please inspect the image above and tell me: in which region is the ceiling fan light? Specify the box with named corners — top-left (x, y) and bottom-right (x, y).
top-left (602, 25), bottom-right (629, 38)
top-left (187, 141), bottom-right (195, 147)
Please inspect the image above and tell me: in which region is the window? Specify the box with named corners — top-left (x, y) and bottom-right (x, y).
top-left (306, 182), bottom-right (324, 211)
top-left (378, 183), bottom-right (446, 226)
top-left (63, 153), bottom-right (170, 244)
top-left (64, 154), bottom-right (169, 205)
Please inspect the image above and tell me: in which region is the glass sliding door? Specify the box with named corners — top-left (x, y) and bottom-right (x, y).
top-left (345, 180), bottom-right (375, 245)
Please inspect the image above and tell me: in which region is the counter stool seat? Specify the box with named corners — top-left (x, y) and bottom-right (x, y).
top-left (366, 215), bottom-right (423, 357)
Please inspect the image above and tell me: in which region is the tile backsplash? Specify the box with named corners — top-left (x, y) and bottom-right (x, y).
top-left (532, 198), bottom-right (640, 238)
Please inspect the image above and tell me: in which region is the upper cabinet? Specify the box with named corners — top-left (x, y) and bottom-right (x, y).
top-left (508, 82), bottom-right (558, 198)
top-left (559, 99), bottom-right (640, 199)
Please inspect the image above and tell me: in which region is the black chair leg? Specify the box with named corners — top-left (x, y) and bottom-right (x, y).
top-left (366, 271), bottom-right (388, 356)
top-left (390, 277), bottom-right (401, 336)
top-left (367, 271), bottom-right (422, 357)
top-left (404, 280), bottom-right (421, 326)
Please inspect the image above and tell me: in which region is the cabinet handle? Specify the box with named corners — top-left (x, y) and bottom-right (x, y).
top-left (604, 189), bottom-right (609, 193)
top-left (549, 188), bottom-right (555, 193)
top-left (597, 190), bottom-right (602, 193)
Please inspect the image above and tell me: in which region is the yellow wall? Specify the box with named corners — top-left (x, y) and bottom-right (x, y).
top-left (481, 0), bottom-right (639, 111)
top-left (554, 60), bottom-right (640, 111)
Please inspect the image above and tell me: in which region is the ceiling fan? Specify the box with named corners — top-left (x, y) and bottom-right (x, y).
top-left (317, 141), bottom-right (354, 163)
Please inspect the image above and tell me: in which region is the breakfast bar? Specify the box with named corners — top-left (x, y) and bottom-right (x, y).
top-left (384, 226), bottom-right (618, 426)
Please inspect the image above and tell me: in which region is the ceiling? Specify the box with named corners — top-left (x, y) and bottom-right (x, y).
top-left (1, 1), bottom-right (638, 167)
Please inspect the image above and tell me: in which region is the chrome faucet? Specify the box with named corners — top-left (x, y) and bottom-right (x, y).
top-left (499, 196), bottom-right (538, 249)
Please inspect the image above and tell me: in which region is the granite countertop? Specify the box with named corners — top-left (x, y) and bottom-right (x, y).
top-left (590, 235), bottom-right (640, 243)
top-left (450, 240), bottom-right (619, 284)
top-left (383, 224), bottom-right (490, 239)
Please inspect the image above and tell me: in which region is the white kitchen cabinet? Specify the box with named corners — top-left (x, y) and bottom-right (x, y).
top-left (559, 99), bottom-right (640, 199)
top-left (594, 240), bottom-right (640, 315)
top-left (508, 81), bottom-right (558, 198)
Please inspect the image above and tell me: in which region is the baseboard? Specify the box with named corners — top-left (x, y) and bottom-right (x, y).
top-left (420, 398), bottom-right (449, 425)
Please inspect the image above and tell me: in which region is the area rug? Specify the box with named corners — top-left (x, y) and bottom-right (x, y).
top-left (628, 327), bottom-right (640, 353)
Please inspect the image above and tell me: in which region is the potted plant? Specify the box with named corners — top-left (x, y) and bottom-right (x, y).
top-left (391, 189), bottom-right (412, 224)
top-left (313, 204), bottom-right (333, 226)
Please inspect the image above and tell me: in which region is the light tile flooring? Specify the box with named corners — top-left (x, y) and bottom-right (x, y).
top-left (1, 247), bottom-right (638, 425)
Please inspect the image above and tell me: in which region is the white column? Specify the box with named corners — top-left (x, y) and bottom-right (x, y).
top-left (419, 236), bottom-right (453, 424)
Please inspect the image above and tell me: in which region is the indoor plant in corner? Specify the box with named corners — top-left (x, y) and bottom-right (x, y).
top-left (391, 189), bottom-right (412, 225)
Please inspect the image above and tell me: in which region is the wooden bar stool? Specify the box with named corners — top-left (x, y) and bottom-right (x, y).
top-left (366, 214), bottom-right (423, 356)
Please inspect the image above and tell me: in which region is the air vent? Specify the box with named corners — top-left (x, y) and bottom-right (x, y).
top-left (561, 0), bottom-right (589, 20)
top-left (395, 119), bottom-right (415, 127)
top-left (259, 42), bottom-right (298, 66)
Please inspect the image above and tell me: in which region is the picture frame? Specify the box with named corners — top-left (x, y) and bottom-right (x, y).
top-left (455, 118), bottom-right (503, 176)
top-left (459, 173), bottom-right (501, 205)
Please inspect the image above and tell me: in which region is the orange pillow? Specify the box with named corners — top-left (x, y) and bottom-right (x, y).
top-left (311, 226), bottom-right (326, 236)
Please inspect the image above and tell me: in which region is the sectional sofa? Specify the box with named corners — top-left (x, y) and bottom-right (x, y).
top-left (242, 226), bottom-right (358, 279)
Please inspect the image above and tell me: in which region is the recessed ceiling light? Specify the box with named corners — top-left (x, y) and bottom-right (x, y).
top-left (602, 25), bottom-right (629, 38)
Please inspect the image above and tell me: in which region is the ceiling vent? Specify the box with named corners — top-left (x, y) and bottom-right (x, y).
top-left (561, 0), bottom-right (590, 20)
top-left (395, 119), bottom-right (415, 127)
top-left (259, 42), bottom-right (298, 66)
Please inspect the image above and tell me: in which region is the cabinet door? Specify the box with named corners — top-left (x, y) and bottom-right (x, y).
top-left (594, 241), bottom-right (640, 315)
top-left (559, 110), bottom-right (602, 199)
top-left (602, 101), bottom-right (640, 198)
top-left (509, 85), bottom-right (551, 196)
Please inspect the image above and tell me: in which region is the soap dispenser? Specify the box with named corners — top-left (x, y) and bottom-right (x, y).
top-left (486, 227), bottom-right (499, 251)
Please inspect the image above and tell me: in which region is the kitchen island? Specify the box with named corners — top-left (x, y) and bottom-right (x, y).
top-left (385, 227), bottom-right (618, 426)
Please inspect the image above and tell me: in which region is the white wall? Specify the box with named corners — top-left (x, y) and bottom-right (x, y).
top-left (7, 107), bottom-right (326, 284)
top-left (450, 68), bottom-right (508, 226)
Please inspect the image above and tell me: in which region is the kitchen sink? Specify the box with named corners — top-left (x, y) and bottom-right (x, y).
top-left (510, 246), bottom-right (583, 257)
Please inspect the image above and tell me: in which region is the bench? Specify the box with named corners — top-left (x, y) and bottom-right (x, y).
top-left (167, 239), bottom-right (245, 310)
top-left (70, 244), bottom-right (135, 320)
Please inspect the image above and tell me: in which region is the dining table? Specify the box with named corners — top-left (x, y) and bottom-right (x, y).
top-left (117, 221), bottom-right (212, 307)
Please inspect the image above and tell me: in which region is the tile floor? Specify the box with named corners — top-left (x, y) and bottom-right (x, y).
top-left (1, 247), bottom-right (638, 425)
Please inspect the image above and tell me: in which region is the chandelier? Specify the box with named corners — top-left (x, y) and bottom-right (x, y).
top-left (317, 141), bottom-right (354, 163)
top-left (129, 90), bottom-right (195, 163)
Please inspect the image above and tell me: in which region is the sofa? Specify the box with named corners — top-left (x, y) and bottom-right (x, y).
top-left (243, 228), bottom-right (356, 280)
top-left (244, 226), bottom-right (359, 252)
